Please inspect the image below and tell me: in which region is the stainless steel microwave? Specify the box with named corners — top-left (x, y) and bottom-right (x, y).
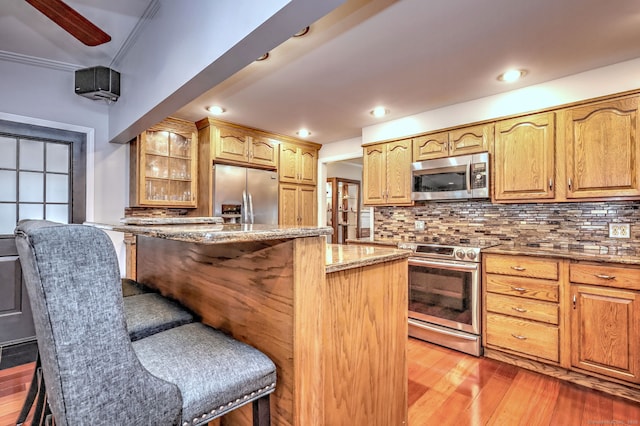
top-left (411, 152), bottom-right (489, 201)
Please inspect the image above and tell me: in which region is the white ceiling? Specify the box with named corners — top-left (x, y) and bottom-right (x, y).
top-left (2, 0), bottom-right (640, 144)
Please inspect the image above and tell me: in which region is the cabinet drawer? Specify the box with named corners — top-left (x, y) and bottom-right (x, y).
top-left (486, 313), bottom-right (559, 362)
top-left (485, 254), bottom-right (559, 280)
top-left (485, 274), bottom-right (559, 302)
top-left (570, 263), bottom-right (640, 291)
top-left (486, 293), bottom-right (558, 325)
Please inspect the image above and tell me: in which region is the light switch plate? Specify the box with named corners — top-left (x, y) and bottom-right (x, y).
top-left (414, 220), bottom-right (425, 231)
top-left (609, 223), bottom-right (630, 238)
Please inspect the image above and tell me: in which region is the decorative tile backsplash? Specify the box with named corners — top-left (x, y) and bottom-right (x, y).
top-left (374, 201), bottom-right (640, 250)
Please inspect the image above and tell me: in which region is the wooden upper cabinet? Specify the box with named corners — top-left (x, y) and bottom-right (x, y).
top-left (363, 139), bottom-right (412, 206)
top-left (196, 118), bottom-right (278, 169)
top-left (413, 123), bottom-right (492, 162)
top-left (278, 142), bottom-right (318, 185)
top-left (413, 132), bottom-right (449, 161)
top-left (278, 183), bottom-right (317, 226)
top-left (130, 117), bottom-right (198, 208)
top-left (449, 123), bottom-right (493, 157)
top-left (216, 125), bottom-right (249, 163)
top-left (363, 144), bottom-right (387, 205)
top-left (494, 112), bottom-right (556, 201)
top-left (562, 96), bottom-right (640, 199)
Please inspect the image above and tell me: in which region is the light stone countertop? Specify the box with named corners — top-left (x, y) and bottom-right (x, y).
top-left (344, 237), bottom-right (400, 247)
top-left (326, 243), bottom-right (410, 273)
top-left (119, 216), bottom-right (224, 225)
top-left (483, 244), bottom-right (640, 266)
top-left (88, 222), bottom-right (333, 244)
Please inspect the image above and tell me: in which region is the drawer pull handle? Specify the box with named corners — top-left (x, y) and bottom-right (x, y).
top-left (511, 286), bottom-right (527, 292)
top-left (511, 334), bottom-right (527, 340)
top-left (595, 274), bottom-right (616, 280)
top-left (511, 266), bottom-right (526, 271)
top-left (512, 307), bottom-right (527, 313)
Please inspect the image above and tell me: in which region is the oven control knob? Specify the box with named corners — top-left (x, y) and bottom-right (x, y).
top-left (466, 250), bottom-right (477, 260)
top-left (455, 250), bottom-right (465, 259)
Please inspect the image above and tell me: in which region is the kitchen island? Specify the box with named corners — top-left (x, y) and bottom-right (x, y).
top-left (93, 222), bottom-right (409, 426)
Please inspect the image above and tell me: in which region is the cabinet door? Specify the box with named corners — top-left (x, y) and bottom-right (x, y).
top-left (298, 185), bottom-right (317, 226)
top-left (216, 125), bottom-right (249, 163)
top-left (298, 147), bottom-right (317, 185)
top-left (564, 97), bottom-right (640, 199)
top-left (571, 284), bottom-right (640, 383)
top-left (363, 144), bottom-right (387, 205)
top-left (386, 140), bottom-right (413, 205)
top-left (494, 112), bottom-right (556, 201)
top-left (279, 143), bottom-right (299, 183)
top-left (413, 132), bottom-right (448, 161)
top-left (249, 135), bottom-right (278, 168)
top-left (279, 183), bottom-right (299, 226)
top-left (449, 123), bottom-right (493, 157)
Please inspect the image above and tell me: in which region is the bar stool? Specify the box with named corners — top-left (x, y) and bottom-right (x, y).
top-left (15, 220), bottom-right (276, 426)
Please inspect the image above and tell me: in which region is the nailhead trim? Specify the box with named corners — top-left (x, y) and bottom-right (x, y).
top-left (189, 383), bottom-right (276, 425)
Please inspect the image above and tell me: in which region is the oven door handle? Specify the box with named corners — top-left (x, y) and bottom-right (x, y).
top-left (408, 257), bottom-right (479, 272)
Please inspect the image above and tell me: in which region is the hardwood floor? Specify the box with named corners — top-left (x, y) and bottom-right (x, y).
top-left (1, 339), bottom-right (639, 425)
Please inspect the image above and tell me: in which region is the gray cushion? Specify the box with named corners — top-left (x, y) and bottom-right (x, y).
top-left (121, 278), bottom-right (152, 297)
top-left (124, 293), bottom-right (194, 341)
top-left (133, 322), bottom-right (276, 425)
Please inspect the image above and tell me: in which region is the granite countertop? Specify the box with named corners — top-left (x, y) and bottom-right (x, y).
top-left (119, 216), bottom-right (224, 225)
top-left (326, 243), bottom-right (410, 273)
top-left (88, 222), bottom-right (333, 244)
top-left (483, 244), bottom-right (640, 266)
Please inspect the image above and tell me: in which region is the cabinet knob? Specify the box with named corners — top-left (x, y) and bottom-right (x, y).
top-left (511, 286), bottom-right (527, 292)
top-left (572, 294), bottom-right (577, 309)
top-left (511, 334), bottom-right (527, 340)
top-left (595, 273), bottom-right (616, 280)
top-left (568, 178), bottom-right (573, 191)
top-left (512, 307), bottom-right (527, 313)
top-left (510, 266), bottom-right (526, 271)
top-left (549, 178), bottom-right (553, 190)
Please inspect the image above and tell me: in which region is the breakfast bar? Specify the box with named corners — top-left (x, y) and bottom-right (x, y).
top-left (93, 222), bottom-right (409, 426)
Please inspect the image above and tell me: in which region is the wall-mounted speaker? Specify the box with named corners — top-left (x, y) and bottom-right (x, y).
top-left (74, 66), bottom-right (120, 102)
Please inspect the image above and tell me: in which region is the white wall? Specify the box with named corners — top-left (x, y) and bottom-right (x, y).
top-left (0, 59), bottom-right (128, 273)
top-left (363, 57), bottom-right (640, 143)
top-left (109, 0), bottom-right (346, 143)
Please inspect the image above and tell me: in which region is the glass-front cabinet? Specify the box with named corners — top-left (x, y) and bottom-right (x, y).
top-left (326, 178), bottom-right (361, 244)
top-left (130, 117), bottom-right (198, 208)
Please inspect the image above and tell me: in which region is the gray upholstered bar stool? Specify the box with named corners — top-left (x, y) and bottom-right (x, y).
top-left (15, 220), bottom-right (276, 426)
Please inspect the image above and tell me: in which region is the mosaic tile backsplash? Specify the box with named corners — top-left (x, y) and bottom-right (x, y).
top-left (374, 201), bottom-right (640, 250)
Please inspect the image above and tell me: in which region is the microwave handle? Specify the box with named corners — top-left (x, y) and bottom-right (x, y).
top-left (466, 161), bottom-right (472, 194)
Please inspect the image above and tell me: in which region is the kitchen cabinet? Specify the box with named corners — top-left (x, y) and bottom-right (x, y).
top-left (483, 254), bottom-right (562, 363)
top-left (363, 139), bottom-right (412, 206)
top-left (279, 183), bottom-right (317, 226)
top-left (493, 112), bottom-right (556, 202)
top-left (326, 178), bottom-right (361, 244)
top-left (561, 96), bottom-right (640, 199)
top-left (129, 117), bottom-right (198, 208)
top-left (413, 123), bottom-right (493, 161)
top-left (196, 118), bottom-right (279, 169)
top-left (279, 142), bottom-right (318, 185)
top-left (569, 262), bottom-right (640, 383)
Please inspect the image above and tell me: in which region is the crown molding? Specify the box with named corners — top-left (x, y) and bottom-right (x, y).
top-left (0, 50), bottom-right (81, 72)
top-left (110, 0), bottom-right (160, 69)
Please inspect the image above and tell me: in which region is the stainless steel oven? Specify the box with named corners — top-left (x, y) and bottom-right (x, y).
top-left (399, 242), bottom-right (491, 356)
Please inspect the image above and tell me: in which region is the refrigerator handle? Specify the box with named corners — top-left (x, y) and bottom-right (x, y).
top-left (248, 193), bottom-right (255, 224)
top-left (242, 190), bottom-right (248, 223)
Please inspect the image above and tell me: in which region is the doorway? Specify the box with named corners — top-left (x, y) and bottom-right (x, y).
top-left (0, 119), bottom-right (86, 348)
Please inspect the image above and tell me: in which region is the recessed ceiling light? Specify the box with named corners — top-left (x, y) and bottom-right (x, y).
top-left (207, 105), bottom-right (225, 115)
top-left (296, 129), bottom-right (311, 138)
top-left (256, 53), bottom-right (269, 61)
top-left (293, 27), bottom-right (310, 37)
top-left (497, 69), bottom-right (527, 82)
top-left (370, 106), bottom-right (390, 117)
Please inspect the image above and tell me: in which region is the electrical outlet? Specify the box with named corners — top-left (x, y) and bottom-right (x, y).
top-left (414, 220), bottom-right (425, 231)
top-left (609, 223), bottom-right (630, 238)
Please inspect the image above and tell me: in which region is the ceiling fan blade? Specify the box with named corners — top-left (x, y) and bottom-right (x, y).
top-left (25, 0), bottom-right (111, 46)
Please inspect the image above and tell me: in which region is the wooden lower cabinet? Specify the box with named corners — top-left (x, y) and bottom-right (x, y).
top-left (484, 253), bottom-right (640, 402)
top-left (279, 184), bottom-right (317, 226)
top-left (570, 284), bottom-right (640, 383)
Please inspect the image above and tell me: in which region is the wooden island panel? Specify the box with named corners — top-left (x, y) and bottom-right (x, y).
top-left (136, 235), bottom-right (325, 426)
top-left (324, 260), bottom-right (408, 425)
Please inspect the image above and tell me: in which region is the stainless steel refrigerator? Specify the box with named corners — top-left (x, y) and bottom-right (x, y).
top-left (212, 164), bottom-right (279, 224)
